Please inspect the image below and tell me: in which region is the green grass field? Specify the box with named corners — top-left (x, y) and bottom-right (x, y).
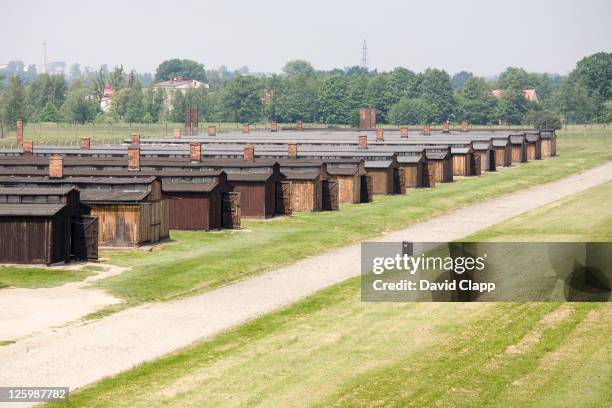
top-left (468, 181), bottom-right (612, 242)
top-left (0, 265), bottom-right (94, 289)
top-left (85, 129), bottom-right (612, 312)
top-left (51, 181), bottom-right (612, 408)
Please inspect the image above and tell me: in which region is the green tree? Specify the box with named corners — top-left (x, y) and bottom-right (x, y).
top-left (109, 89), bottom-right (129, 120)
top-left (143, 87), bottom-right (164, 123)
top-left (155, 59), bottom-right (207, 82)
top-left (496, 67), bottom-right (537, 90)
top-left (170, 90), bottom-right (186, 122)
top-left (61, 80), bottom-right (98, 123)
top-left (388, 97), bottom-right (435, 125)
top-left (388, 67), bottom-right (419, 105)
top-left (108, 65), bottom-right (126, 90)
top-left (220, 75), bottom-right (263, 123)
top-left (1, 76), bottom-right (27, 128)
top-left (275, 74), bottom-right (319, 122)
top-left (125, 81), bottom-right (144, 123)
top-left (496, 89), bottom-right (528, 124)
top-left (570, 52), bottom-right (612, 101)
top-left (549, 78), bottom-right (596, 123)
top-left (418, 68), bottom-right (455, 123)
top-left (456, 77), bottom-right (497, 124)
top-left (317, 75), bottom-right (352, 124)
top-left (26, 74), bottom-right (67, 120)
top-left (569, 52), bottom-right (612, 121)
top-left (282, 60), bottom-right (315, 78)
top-left (39, 101), bottom-right (61, 122)
top-left (365, 74), bottom-right (393, 122)
top-left (451, 71), bottom-right (473, 89)
top-left (90, 68), bottom-right (106, 104)
top-left (525, 110), bottom-right (562, 129)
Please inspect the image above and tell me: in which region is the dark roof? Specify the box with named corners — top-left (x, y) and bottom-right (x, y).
top-left (282, 171), bottom-right (320, 180)
top-left (162, 182), bottom-right (218, 193)
top-left (365, 160), bottom-right (393, 168)
top-left (397, 156), bottom-right (423, 164)
top-left (80, 189), bottom-right (150, 203)
top-left (0, 187), bottom-right (75, 195)
top-left (326, 167), bottom-right (358, 176)
top-left (0, 203), bottom-right (65, 216)
top-left (426, 152), bottom-right (449, 160)
top-left (226, 172), bottom-right (273, 182)
top-left (472, 142), bottom-right (492, 150)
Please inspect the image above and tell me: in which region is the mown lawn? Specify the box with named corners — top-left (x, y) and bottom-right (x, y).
top-left (51, 181), bottom-right (612, 408)
top-left (467, 180), bottom-right (612, 242)
top-left (0, 265), bottom-right (94, 289)
top-left (90, 130), bottom-right (612, 309)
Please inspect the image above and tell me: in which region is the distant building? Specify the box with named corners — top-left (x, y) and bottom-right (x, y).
top-left (36, 61), bottom-right (66, 76)
top-left (100, 86), bottom-right (114, 112)
top-left (151, 76), bottom-right (209, 108)
top-left (490, 89), bottom-right (539, 103)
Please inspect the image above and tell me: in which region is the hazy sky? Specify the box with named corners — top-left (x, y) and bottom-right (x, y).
top-left (1, 0), bottom-right (610, 76)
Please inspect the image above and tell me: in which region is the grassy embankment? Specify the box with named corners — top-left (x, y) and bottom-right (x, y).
top-left (51, 181), bottom-right (612, 407)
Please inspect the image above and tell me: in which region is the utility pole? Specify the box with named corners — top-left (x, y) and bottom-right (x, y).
top-left (360, 39), bottom-right (368, 70)
top-left (42, 42), bottom-right (47, 74)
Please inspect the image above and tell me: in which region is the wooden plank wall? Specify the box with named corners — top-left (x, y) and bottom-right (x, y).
top-left (335, 175), bottom-right (360, 204)
top-left (0, 217), bottom-right (51, 264)
top-left (290, 180), bottom-right (320, 212)
top-left (369, 169), bottom-right (392, 195)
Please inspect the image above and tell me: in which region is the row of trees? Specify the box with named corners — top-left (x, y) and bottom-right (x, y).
top-left (1, 53), bottom-right (610, 129)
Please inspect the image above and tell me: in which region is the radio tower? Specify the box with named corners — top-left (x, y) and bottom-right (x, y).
top-left (360, 39), bottom-right (368, 70)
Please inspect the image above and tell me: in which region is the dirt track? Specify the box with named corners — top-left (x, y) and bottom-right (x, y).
top-left (1, 161), bottom-right (611, 401)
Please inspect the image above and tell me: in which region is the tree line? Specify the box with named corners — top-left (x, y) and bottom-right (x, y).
top-left (1, 53), bottom-right (610, 131)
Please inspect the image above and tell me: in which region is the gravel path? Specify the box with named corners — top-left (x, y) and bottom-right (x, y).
top-left (0, 264), bottom-right (125, 341)
top-left (1, 161), bottom-right (611, 401)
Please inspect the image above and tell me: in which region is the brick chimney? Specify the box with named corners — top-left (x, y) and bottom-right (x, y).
top-left (49, 156), bottom-right (63, 178)
top-left (358, 133), bottom-right (368, 149)
top-left (400, 127), bottom-right (409, 138)
top-left (208, 125), bottom-right (217, 136)
top-left (173, 128), bottom-right (181, 139)
top-left (296, 120), bottom-right (303, 130)
top-left (288, 143), bottom-right (298, 159)
top-left (16, 119), bottom-right (23, 148)
top-left (189, 142), bottom-right (201, 162)
top-left (461, 120), bottom-right (469, 132)
top-left (243, 146), bottom-right (254, 161)
top-left (423, 125), bottom-right (431, 136)
top-left (130, 133), bottom-right (141, 145)
top-left (241, 123), bottom-right (250, 134)
top-left (128, 146), bottom-right (140, 171)
top-left (80, 137), bottom-right (91, 149)
top-left (442, 122), bottom-right (450, 133)
top-left (270, 121), bottom-right (278, 132)
top-left (23, 140), bottom-right (33, 154)
top-left (359, 108), bottom-right (376, 129)
top-left (375, 128), bottom-right (384, 142)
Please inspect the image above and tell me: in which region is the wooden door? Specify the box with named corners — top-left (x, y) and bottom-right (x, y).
top-left (360, 176), bottom-right (373, 203)
top-left (222, 192), bottom-right (241, 229)
top-left (322, 181), bottom-right (339, 211)
top-left (276, 181), bottom-right (292, 215)
top-left (72, 216), bottom-right (99, 260)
